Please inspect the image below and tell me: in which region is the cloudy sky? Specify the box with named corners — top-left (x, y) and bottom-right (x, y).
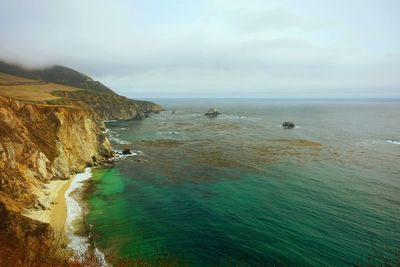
top-left (0, 0), bottom-right (399, 98)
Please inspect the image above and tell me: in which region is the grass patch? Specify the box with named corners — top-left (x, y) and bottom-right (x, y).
top-left (0, 72), bottom-right (78, 102)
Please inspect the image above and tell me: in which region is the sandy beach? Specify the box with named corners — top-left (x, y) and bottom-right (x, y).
top-left (22, 168), bottom-right (97, 259)
top-left (23, 178), bottom-right (72, 238)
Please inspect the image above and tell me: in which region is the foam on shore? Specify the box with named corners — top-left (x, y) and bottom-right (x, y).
top-left (65, 168), bottom-right (91, 254)
top-left (386, 140), bottom-right (400, 145)
top-left (65, 168), bottom-right (107, 265)
top-left (107, 130), bottom-right (131, 144)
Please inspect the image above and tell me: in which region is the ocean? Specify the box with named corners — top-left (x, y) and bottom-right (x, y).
top-left (85, 99), bottom-right (400, 266)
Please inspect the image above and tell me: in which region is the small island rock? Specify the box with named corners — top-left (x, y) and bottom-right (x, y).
top-left (205, 108), bottom-right (221, 116)
top-left (122, 148), bottom-right (132, 155)
top-left (282, 122), bottom-right (295, 129)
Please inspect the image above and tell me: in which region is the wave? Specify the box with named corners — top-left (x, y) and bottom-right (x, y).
top-left (114, 150), bottom-right (138, 159)
top-left (386, 140), bottom-right (400, 145)
top-left (222, 114), bottom-right (247, 119)
top-left (65, 168), bottom-right (92, 255)
top-left (65, 168), bottom-right (108, 266)
top-left (275, 124), bottom-right (300, 128)
top-left (107, 133), bottom-right (131, 144)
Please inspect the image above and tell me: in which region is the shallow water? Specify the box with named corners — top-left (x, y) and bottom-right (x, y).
top-left (87, 99), bottom-right (400, 266)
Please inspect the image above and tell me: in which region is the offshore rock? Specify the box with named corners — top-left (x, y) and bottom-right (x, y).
top-left (205, 108), bottom-right (221, 116)
top-left (122, 148), bottom-right (132, 155)
top-left (282, 122), bottom-right (295, 129)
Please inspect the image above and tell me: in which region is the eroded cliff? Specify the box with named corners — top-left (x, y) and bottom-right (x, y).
top-left (0, 95), bottom-right (113, 213)
top-left (0, 61), bottom-right (162, 121)
top-left (51, 90), bottom-right (161, 121)
top-left (0, 61), bottom-right (162, 264)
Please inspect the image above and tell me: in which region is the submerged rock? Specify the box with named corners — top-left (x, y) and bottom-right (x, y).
top-left (102, 158), bottom-right (114, 165)
top-left (282, 122), bottom-right (295, 129)
top-left (205, 108), bottom-right (221, 116)
top-left (122, 148), bottom-right (132, 155)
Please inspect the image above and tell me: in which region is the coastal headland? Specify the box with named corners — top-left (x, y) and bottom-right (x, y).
top-left (0, 60), bottom-right (161, 264)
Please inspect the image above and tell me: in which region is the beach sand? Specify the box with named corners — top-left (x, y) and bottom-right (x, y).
top-left (23, 178), bottom-right (72, 239)
top-left (22, 168), bottom-right (99, 260)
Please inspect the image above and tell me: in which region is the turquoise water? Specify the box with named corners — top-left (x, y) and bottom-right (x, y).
top-left (87, 99), bottom-right (400, 266)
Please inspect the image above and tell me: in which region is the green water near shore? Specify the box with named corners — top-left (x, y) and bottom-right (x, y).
top-left (87, 99), bottom-right (400, 266)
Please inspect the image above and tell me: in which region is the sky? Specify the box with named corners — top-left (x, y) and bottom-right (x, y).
top-left (0, 0), bottom-right (399, 98)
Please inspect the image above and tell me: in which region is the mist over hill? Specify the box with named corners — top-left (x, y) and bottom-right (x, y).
top-left (0, 60), bottom-right (115, 95)
top-left (0, 60), bottom-right (161, 120)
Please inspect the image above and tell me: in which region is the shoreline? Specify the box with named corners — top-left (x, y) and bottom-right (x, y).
top-left (22, 168), bottom-right (105, 261)
top-left (22, 144), bottom-right (127, 264)
top-left (23, 178), bottom-right (72, 242)
top-left (64, 168), bottom-right (93, 255)
top-left (65, 167), bottom-right (108, 265)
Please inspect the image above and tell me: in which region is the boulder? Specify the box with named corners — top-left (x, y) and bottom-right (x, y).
top-left (122, 148), bottom-right (132, 155)
top-left (38, 199), bottom-right (51, 210)
top-left (282, 122), bottom-right (295, 129)
top-left (205, 108), bottom-right (221, 116)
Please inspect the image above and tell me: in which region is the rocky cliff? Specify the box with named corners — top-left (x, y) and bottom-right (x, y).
top-left (0, 61), bottom-right (161, 261)
top-left (0, 95), bottom-right (113, 213)
top-left (51, 90), bottom-right (161, 121)
top-left (0, 60), bottom-right (162, 120)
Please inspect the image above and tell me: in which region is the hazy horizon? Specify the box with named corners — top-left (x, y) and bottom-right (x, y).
top-left (1, 0), bottom-right (399, 98)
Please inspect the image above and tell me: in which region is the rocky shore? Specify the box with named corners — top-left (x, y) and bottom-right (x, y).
top-left (0, 95), bottom-right (113, 254)
top-left (0, 63), bottom-right (161, 262)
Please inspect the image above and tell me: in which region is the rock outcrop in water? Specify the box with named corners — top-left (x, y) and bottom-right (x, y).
top-left (122, 148), bottom-right (132, 155)
top-left (205, 108), bottom-right (221, 116)
top-left (282, 122), bottom-right (295, 129)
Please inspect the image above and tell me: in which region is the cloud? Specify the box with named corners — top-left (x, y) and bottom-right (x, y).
top-left (0, 0), bottom-right (399, 97)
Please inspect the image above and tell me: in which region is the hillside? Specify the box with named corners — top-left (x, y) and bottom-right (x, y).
top-left (0, 60), bottom-right (161, 120)
top-left (0, 94), bottom-right (114, 264)
top-left (0, 60), bottom-right (161, 265)
top-left (0, 60), bottom-right (115, 94)
top-left (0, 72), bottom-right (78, 102)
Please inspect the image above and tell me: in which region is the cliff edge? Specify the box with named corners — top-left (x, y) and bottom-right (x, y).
top-left (0, 60), bottom-right (162, 120)
top-left (0, 95), bottom-right (113, 212)
top-left (0, 61), bottom-right (161, 262)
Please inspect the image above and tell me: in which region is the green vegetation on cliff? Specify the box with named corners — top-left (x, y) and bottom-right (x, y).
top-left (0, 60), bottom-right (114, 94)
top-left (0, 60), bottom-right (161, 120)
top-left (0, 59), bottom-right (161, 266)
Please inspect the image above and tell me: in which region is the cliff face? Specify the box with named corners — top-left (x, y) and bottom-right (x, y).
top-left (0, 202), bottom-right (53, 255)
top-left (0, 60), bottom-right (162, 120)
top-left (0, 95), bottom-right (113, 212)
top-left (0, 61), bottom-right (161, 259)
top-left (51, 90), bottom-right (161, 120)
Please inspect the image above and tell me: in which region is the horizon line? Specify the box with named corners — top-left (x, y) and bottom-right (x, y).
top-left (135, 97), bottom-right (400, 100)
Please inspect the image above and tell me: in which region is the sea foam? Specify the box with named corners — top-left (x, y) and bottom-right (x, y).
top-left (65, 168), bottom-right (91, 254)
top-left (386, 140), bottom-right (400, 145)
top-left (65, 168), bottom-right (107, 265)
top-left (107, 132), bottom-right (131, 144)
